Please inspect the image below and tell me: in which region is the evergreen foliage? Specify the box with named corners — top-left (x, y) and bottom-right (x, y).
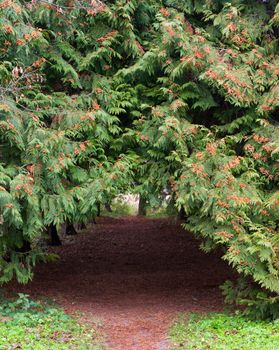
top-left (0, 0), bottom-right (278, 318)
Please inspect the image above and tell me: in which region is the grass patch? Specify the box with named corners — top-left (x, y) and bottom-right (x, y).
top-left (103, 197), bottom-right (177, 219)
top-left (170, 312), bottom-right (279, 350)
top-left (146, 205), bottom-right (177, 219)
top-left (104, 200), bottom-right (136, 217)
top-left (0, 293), bottom-right (103, 350)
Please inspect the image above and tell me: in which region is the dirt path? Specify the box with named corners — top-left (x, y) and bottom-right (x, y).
top-left (6, 217), bottom-right (235, 350)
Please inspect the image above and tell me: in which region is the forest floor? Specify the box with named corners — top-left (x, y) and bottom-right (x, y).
top-left (6, 217), bottom-right (235, 350)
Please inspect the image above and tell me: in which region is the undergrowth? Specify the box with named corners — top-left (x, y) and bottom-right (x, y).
top-left (0, 293), bottom-right (103, 350)
top-left (170, 312), bottom-right (279, 350)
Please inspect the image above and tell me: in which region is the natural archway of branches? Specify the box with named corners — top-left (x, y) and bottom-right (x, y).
top-left (0, 1), bottom-right (278, 318)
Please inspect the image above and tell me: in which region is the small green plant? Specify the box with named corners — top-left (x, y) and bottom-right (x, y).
top-left (0, 293), bottom-right (37, 313)
top-left (0, 294), bottom-right (103, 350)
top-left (170, 312), bottom-right (279, 350)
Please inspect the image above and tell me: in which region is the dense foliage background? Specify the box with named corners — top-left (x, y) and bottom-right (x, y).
top-left (0, 0), bottom-right (278, 318)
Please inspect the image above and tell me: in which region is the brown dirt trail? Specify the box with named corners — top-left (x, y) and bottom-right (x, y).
top-left (6, 217), bottom-right (234, 350)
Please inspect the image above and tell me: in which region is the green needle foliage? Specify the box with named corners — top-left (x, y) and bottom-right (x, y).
top-left (0, 1), bottom-right (278, 318)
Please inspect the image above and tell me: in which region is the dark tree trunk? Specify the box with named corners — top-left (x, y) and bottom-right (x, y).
top-left (97, 202), bottom-right (101, 217)
top-left (16, 239), bottom-right (31, 253)
top-left (138, 195), bottom-right (147, 216)
top-left (104, 202), bottom-right (112, 212)
top-left (65, 220), bottom-right (77, 235)
top-left (178, 207), bottom-right (187, 220)
top-left (79, 222), bottom-right (86, 230)
top-left (48, 224), bottom-right (62, 246)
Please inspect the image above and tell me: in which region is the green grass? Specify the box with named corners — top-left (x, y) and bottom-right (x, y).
top-left (170, 312), bottom-right (279, 350)
top-left (146, 205), bottom-right (177, 219)
top-left (103, 198), bottom-right (177, 219)
top-left (0, 294), bottom-right (103, 350)
top-left (104, 200), bottom-right (136, 217)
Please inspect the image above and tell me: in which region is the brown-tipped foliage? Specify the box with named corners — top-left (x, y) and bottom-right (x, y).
top-left (0, 0), bottom-right (278, 318)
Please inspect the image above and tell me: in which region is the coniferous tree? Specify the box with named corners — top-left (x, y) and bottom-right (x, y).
top-left (0, 0), bottom-right (278, 318)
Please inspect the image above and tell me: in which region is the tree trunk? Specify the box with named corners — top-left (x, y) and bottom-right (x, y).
top-left (16, 239), bottom-right (31, 253)
top-left (97, 202), bottom-right (101, 216)
top-left (79, 222), bottom-right (86, 230)
top-left (104, 202), bottom-right (112, 212)
top-left (48, 224), bottom-right (62, 246)
top-left (178, 207), bottom-right (187, 220)
top-left (138, 195), bottom-right (147, 216)
top-left (65, 220), bottom-right (77, 235)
